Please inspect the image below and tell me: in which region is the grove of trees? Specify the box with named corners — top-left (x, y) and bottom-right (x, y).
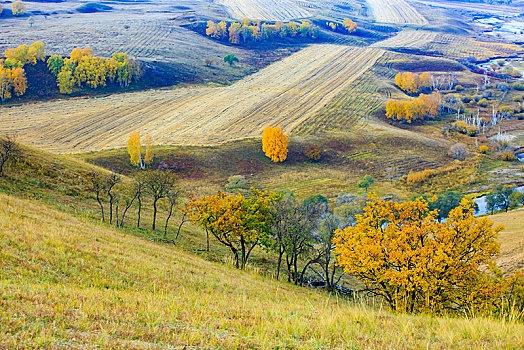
top-left (386, 92), bottom-right (441, 123)
top-left (51, 48), bottom-right (141, 94)
top-left (0, 42), bottom-right (46, 102)
top-left (206, 18), bottom-right (318, 44)
top-left (394, 72), bottom-right (433, 95)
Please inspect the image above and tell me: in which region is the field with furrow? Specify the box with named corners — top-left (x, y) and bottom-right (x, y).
top-left (423, 34), bottom-right (524, 61)
top-left (0, 45), bottom-right (384, 153)
top-left (366, 0), bottom-right (428, 25)
top-left (218, 0), bottom-right (311, 21)
top-left (371, 30), bottom-right (437, 49)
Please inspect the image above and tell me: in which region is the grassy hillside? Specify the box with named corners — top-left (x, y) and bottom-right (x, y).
top-left (1, 193), bottom-right (523, 349)
top-left (490, 208), bottom-right (524, 275)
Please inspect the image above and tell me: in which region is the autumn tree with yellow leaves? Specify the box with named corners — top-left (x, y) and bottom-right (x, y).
top-left (342, 19), bottom-right (357, 33)
top-left (127, 132), bottom-right (153, 169)
top-left (395, 72), bottom-right (433, 95)
top-left (334, 195), bottom-right (524, 315)
top-left (386, 92), bottom-right (440, 123)
top-left (12, 1), bottom-right (25, 16)
top-left (0, 66), bottom-right (27, 102)
top-left (262, 126), bottom-right (288, 162)
top-left (187, 189), bottom-right (280, 269)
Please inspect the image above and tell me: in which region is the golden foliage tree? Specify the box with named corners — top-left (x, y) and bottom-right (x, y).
top-left (334, 195), bottom-right (523, 314)
top-left (12, 1), bottom-right (25, 16)
top-left (342, 19), bottom-right (357, 33)
top-left (187, 189), bottom-right (280, 269)
top-left (262, 126), bottom-right (288, 162)
top-left (395, 72), bottom-right (433, 95)
top-left (10, 67), bottom-right (27, 96)
top-left (0, 66), bottom-right (27, 101)
top-left (127, 132), bottom-right (153, 169)
top-left (0, 67), bottom-right (13, 102)
top-left (386, 92), bottom-right (440, 123)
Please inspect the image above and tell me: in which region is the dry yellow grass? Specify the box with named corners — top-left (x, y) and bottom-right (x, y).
top-left (0, 45), bottom-right (384, 154)
top-left (366, 0), bottom-right (428, 25)
top-left (371, 30), bottom-right (437, 49)
top-left (2, 193), bottom-right (524, 348)
top-left (218, 0), bottom-right (311, 21)
top-left (489, 208), bottom-right (524, 275)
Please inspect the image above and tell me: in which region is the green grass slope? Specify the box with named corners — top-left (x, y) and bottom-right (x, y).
top-left (1, 194), bottom-right (523, 349)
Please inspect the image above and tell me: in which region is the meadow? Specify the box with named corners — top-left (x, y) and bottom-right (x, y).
top-left (2, 193), bottom-right (523, 349)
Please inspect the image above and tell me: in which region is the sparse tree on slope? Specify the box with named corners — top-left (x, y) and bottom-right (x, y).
top-left (262, 126), bottom-right (288, 163)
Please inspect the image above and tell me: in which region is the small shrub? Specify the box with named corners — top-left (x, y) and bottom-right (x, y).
top-left (461, 95), bottom-right (472, 103)
top-left (497, 83), bottom-right (510, 92)
top-left (449, 143), bottom-right (468, 160)
top-left (501, 152), bottom-right (517, 161)
top-left (513, 82), bottom-right (524, 91)
top-left (513, 95), bottom-right (523, 103)
top-left (473, 94), bottom-right (481, 102)
top-left (305, 144), bottom-right (321, 161)
top-left (455, 85), bottom-right (464, 92)
top-left (499, 106), bottom-right (514, 117)
top-left (479, 145), bottom-right (489, 154)
top-left (478, 98), bottom-right (489, 107)
top-left (225, 175), bottom-right (247, 190)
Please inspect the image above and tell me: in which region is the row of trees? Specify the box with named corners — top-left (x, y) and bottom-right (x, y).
top-left (185, 184), bottom-right (523, 315)
top-left (206, 18), bottom-right (318, 44)
top-left (89, 169), bottom-right (179, 234)
top-left (49, 48), bottom-right (141, 94)
top-left (385, 92), bottom-right (440, 123)
top-left (394, 72), bottom-right (433, 95)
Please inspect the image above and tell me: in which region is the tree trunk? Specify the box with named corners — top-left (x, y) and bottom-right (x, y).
top-left (109, 197), bottom-right (113, 224)
top-left (152, 198), bottom-right (158, 231)
top-left (115, 199), bottom-right (119, 227)
top-left (206, 229), bottom-right (210, 252)
top-left (164, 201), bottom-right (174, 237)
top-left (137, 196), bottom-right (141, 228)
top-left (276, 245), bottom-right (284, 280)
top-left (119, 196), bottom-right (136, 228)
top-left (96, 192), bottom-right (104, 222)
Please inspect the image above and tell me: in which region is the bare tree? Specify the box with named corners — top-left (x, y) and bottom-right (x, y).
top-left (0, 135), bottom-right (22, 176)
top-left (164, 188), bottom-right (180, 237)
top-left (106, 173), bottom-right (121, 225)
top-left (118, 179), bottom-right (141, 228)
top-left (142, 170), bottom-right (177, 232)
top-left (88, 172), bottom-right (108, 222)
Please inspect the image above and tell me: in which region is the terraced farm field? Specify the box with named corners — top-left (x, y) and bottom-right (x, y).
top-left (371, 30), bottom-right (437, 49)
top-left (366, 0), bottom-right (428, 25)
top-left (218, 0), bottom-right (311, 21)
top-left (0, 45), bottom-right (384, 153)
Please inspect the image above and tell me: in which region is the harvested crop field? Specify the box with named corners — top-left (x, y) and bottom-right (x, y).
top-left (423, 34), bottom-right (524, 60)
top-left (217, 0), bottom-right (311, 21)
top-left (0, 45), bottom-right (384, 153)
top-left (366, 0), bottom-right (428, 25)
top-left (371, 30), bottom-right (437, 49)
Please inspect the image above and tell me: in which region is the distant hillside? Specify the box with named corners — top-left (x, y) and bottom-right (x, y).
top-left (1, 193), bottom-right (523, 348)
